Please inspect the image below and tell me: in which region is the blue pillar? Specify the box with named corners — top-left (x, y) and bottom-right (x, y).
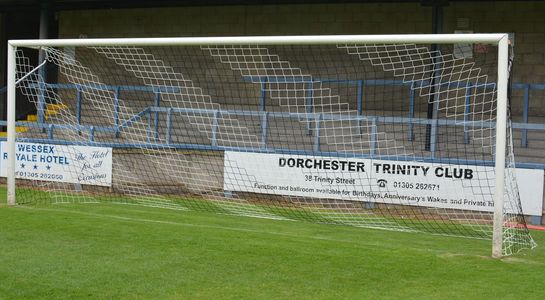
top-left (211, 110), bottom-right (220, 147)
top-left (306, 82), bottom-right (314, 135)
top-left (408, 83), bottom-right (415, 141)
top-left (260, 112), bottom-right (269, 150)
top-left (114, 87), bottom-right (121, 137)
top-left (370, 117), bottom-right (378, 156)
top-left (89, 126), bottom-right (95, 142)
top-left (356, 80), bottom-right (364, 135)
top-left (522, 85), bottom-right (530, 148)
top-left (259, 78), bottom-right (268, 111)
top-left (154, 91), bottom-right (161, 140)
top-left (38, 83), bottom-right (46, 124)
top-left (166, 108), bottom-right (173, 144)
top-left (313, 113), bottom-right (322, 153)
top-left (75, 87), bottom-right (82, 129)
top-left (47, 124), bottom-right (54, 140)
top-left (463, 85), bottom-right (473, 144)
top-left (530, 215), bottom-right (541, 225)
top-left (430, 119), bottom-right (438, 159)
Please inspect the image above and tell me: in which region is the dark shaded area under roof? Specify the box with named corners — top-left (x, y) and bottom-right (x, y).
top-left (0, 0), bottom-right (540, 12)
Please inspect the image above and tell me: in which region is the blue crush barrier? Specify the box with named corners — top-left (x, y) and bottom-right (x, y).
top-left (2, 80), bottom-right (545, 169)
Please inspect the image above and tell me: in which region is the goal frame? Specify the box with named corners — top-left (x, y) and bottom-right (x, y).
top-left (5, 34), bottom-right (511, 257)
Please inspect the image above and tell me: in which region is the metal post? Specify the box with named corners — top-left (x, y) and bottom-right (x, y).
top-left (76, 87), bottom-right (82, 125)
top-left (463, 85), bottom-right (472, 144)
top-left (430, 119), bottom-right (437, 159)
top-left (211, 110), bottom-right (220, 147)
top-left (259, 79), bottom-right (267, 111)
top-left (408, 83), bottom-right (415, 141)
top-left (492, 35), bottom-right (509, 258)
top-left (37, 2), bottom-right (50, 128)
top-left (47, 124), bottom-right (54, 140)
top-left (38, 84), bottom-right (46, 124)
top-left (356, 80), bottom-right (364, 135)
top-left (114, 87), bottom-right (120, 137)
top-left (306, 82), bottom-right (314, 135)
top-left (424, 0), bottom-right (445, 151)
top-left (521, 85), bottom-right (529, 147)
top-left (147, 110), bottom-right (152, 143)
top-left (154, 91), bottom-right (161, 140)
top-left (370, 117), bottom-right (378, 156)
top-left (38, 3), bottom-right (49, 80)
top-left (7, 43), bottom-right (17, 205)
top-left (260, 112), bottom-right (269, 150)
top-left (166, 108), bottom-right (173, 144)
top-left (313, 114), bottom-right (322, 153)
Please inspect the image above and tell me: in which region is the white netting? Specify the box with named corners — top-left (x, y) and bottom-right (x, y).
top-left (11, 38), bottom-right (536, 256)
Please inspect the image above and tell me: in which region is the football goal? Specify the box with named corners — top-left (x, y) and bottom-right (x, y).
top-left (5, 34), bottom-right (536, 257)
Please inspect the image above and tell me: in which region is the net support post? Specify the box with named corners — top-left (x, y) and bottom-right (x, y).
top-left (6, 42), bottom-right (17, 206)
top-left (492, 35), bottom-right (510, 258)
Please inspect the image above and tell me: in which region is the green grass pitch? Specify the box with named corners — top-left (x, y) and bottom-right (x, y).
top-left (1, 189), bottom-right (545, 299)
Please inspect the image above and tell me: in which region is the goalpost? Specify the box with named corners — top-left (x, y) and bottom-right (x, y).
top-left (5, 34), bottom-right (536, 257)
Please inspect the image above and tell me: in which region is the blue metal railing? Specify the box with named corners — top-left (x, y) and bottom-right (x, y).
top-left (511, 83), bottom-right (545, 147)
top-left (245, 77), bottom-right (545, 147)
top-left (2, 104), bottom-right (545, 169)
top-left (28, 83), bottom-right (180, 131)
top-left (2, 80), bottom-right (545, 169)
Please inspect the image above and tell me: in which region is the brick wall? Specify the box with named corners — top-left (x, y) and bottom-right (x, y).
top-left (58, 1), bottom-right (545, 116)
top-left (445, 1), bottom-right (545, 83)
top-left (0, 13), bottom-right (5, 121)
top-left (444, 1), bottom-right (545, 118)
top-left (59, 3), bottom-right (430, 38)
top-left (0, 13), bottom-right (4, 84)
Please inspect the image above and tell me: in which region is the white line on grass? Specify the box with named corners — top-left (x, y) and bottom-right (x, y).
top-left (18, 205), bottom-right (372, 246)
top-left (12, 205), bottom-right (526, 261)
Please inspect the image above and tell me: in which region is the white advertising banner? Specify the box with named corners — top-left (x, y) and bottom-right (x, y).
top-left (224, 151), bottom-right (544, 215)
top-left (0, 142), bottom-right (113, 187)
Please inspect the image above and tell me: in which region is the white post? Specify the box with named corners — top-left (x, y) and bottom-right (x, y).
top-left (6, 42), bottom-right (16, 206)
top-left (6, 42), bottom-right (16, 205)
top-left (492, 35), bottom-right (510, 258)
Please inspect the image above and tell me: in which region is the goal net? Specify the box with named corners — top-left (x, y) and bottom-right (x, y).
top-left (5, 35), bottom-right (536, 256)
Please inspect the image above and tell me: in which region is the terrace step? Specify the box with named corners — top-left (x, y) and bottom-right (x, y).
top-left (0, 126), bottom-right (29, 137)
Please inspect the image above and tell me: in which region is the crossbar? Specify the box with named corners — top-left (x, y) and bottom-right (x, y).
top-left (8, 34), bottom-right (506, 48)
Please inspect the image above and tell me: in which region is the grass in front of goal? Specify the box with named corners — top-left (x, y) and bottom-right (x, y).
top-left (1, 188), bottom-right (545, 299)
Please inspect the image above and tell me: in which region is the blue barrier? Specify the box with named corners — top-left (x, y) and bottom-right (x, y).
top-left (260, 111), bottom-right (268, 150)
top-left (512, 83), bottom-right (545, 147)
top-left (32, 83), bottom-right (181, 127)
top-left (4, 130), bottom-right (545, 170)
top-left (10, 79), bottom-right (545, 146)
top-left (3, 105), bottom-right (545, 169)
top-left (259, 78), bottom-right (267, 111)
top-left (245, 77), bottom-right (542, 148)
top-left (3, 80), bottom-right (545, 170)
